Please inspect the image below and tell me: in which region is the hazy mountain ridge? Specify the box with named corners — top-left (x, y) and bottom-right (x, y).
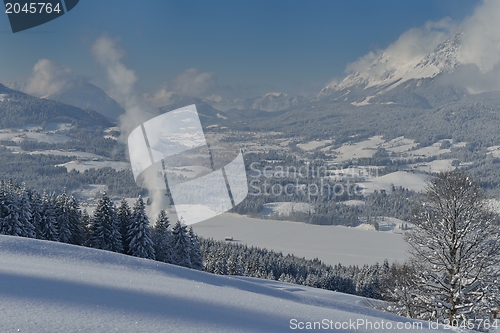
top-left (47, 81), bottom-right (126, 121)
top-left (157, 96), bottom-right (228, 124)
top-left (3, 80), bottom-right (126, 121)
top-left (0, 83), bottom-right (113, 128)
top-left (205, 91), bottom-right (308, 112)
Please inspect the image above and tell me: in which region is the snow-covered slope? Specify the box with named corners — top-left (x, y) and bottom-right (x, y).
top-left (0, 235), bottom-right (462, 332)
top-left (318, 32), bottom-right (463, 105)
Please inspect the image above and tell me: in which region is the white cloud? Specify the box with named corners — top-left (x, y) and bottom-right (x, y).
top-left (171, 68), bottom-right (217, 97)
top-left (24, 59), bottom-right (74, 97)
top-left (459, 0), bottom-right (500, 72)
top-left (92, 36), bottom-right (138, 99)
top-left (143, 68), bottom-right (218, 108)
top-left (143, 87), bottom-right (177, 108)
top-left (91, 35), bottom-right (154, 135)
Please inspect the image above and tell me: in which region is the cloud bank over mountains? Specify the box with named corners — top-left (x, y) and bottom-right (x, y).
top-left (325, 0), bottom-right (500, 94)
top-left (144, 68), bottom-right (218, 108)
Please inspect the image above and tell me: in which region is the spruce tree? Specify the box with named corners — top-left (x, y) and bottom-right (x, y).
top-left (29, 191), bottom-right (43, 239)
top-left (17, 184), bottom-right (35, 238)
top-left (39, 191), bottom-right (58, 241)
top-left (117, 199), bottom-right (132, 254)
top-left (127, 197), bottom-right (155, 259)
top-left (56, 191), bottom-right (72, 244)
top-left (81, 209), bottom-right (91, 245)
top-left (152, 210), bottom-right (173, 263)
top-left (0, 180), bottom-right (23, 237)
top-left (188, 226), bottom-right (203, 270)
top-left (88, 192), bottom-right (122, 252)
top-left (67, 195), bottom-right (83, 245)
top-left (171, 220), bottom-right (192, 268)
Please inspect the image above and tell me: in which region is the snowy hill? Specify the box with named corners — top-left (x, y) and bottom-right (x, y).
top-left (0, 235), bottom-right (464, 332)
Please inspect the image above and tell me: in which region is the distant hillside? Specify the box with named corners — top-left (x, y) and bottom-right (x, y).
top-left (0, 84), bottom-right (113, 128)
top-left (46, 81), bottom-right (126, 121)
top-left (157, 97), bottom-right (228, 125)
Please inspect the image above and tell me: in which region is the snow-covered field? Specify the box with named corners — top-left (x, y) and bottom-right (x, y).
top-left (403, 159), bottom-right (455, 173)
top-left (359, 171), bottom-right (428, 194)
top-left (297, 139), bottom-right (332, 151)
top-left (28, 150), bottom-right (104, 159)
top-left (0, 129), bottom-right (72, 144)
top-left (260, 202), bottom-right (315, 216)
top-left (57, 160), bottom-right (131, 172)
top-left (328, 136), bottom-right (385, 161)
top-left (0, 235), bottom-right (461, 333)
top-left (381, 136), bottom-right (418, 153)
top-left (343, 199), bottom-right (365, 206)
top-left (487, 146), bottom-right (500, 158)
top-left (410, 143), bottom-right (451, 157)
top-left (357, 216), bottom-right (414, 234)
top-left (193, 214), bottom-right (408, 266)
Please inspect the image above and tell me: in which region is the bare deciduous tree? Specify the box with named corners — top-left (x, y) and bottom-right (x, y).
top-left (403, 171), bottom-right (500, 326)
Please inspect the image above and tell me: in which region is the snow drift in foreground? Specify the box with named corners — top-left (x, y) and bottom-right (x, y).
top-left (0, 235), bottom-right (468, 332)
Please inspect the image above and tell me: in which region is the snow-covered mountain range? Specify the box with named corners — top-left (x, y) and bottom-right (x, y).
top-left (321, 32), bottom-right (462, 95)
top-left (317, 32), bottom-right (468, 107)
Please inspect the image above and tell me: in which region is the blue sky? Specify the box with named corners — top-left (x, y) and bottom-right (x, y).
top-left (0, 0), bottom-right (481, 98)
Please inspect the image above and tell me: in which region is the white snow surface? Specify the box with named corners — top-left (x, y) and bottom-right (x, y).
top-left (261, 202), bottom-right (315, 216)
top-left (359, 171), bottom-right (428, 194)
top-left (57, 160), bottom-right (131, 172)
top-left (330, 136), bottom-right (385, 162)
top-left (0, 235), bottom-right (463, 333)
top-left (297, 139), bottom-right (332, 151)
top-left (194, 214), bottom-right (408, 266)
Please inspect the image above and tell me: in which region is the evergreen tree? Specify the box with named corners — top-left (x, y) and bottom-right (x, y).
top-left (117, 199), bottom-right (132, 254)
top-left (127, 197), bottom-right (155, 259)
top-left (227, 253), bottom-right (243, 276)
top-left (188, 227), bottom-right (203, 270)
top-left (39, 191), bottom-right (58, 241)
top-left (0, 180), bottom-right (23, 236)
top-left (171, 220), bottom-right (192, 268)
top-left (213, 248), bottom-right (228, 275)
top-left (67, 195), bottom-right (83, 245)
top-left (88, 192), bottom-right (122, 252)
top-left (17, 184), bottom-right (35, 238)
top-left (152, 210), bottom-right (172, 264)
top-left (81, 209), bottom-right (91, 245)
top-left (29, 190), bottom-right (43, 239)
top-left (56, 191), bottom-right (72, 244)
